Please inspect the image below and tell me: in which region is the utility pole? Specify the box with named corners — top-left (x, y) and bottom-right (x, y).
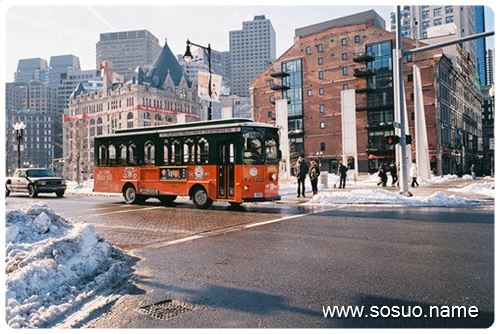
top-left (396, 5), bottom-right (410, 196)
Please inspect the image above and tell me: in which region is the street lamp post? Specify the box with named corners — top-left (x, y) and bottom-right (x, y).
top-left (184, 39), bottom-right (213, 121)
top-left (13, 122), bottom-right (26, 169)
top-left (315, 151), bottom-right (323, 170)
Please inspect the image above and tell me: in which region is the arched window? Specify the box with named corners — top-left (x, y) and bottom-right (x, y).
top-left (197, 137), bottom-right (209, 164)
top-left (128, 143), bottom-right (137, 165)
top-left (96, 117), bottom-right (103, 135)
top-left (163, 140), bottom-right (169, 164)
top-left (89, 118), bottom-right (96, 136)
top-left (144, 112), bottom-right (151, 119)
top-left (127, 112), bottom-right (134, 129)
top-left (183, 138), bottom-right (194, 163)
top-left (108, 144), bottom-right (116, 165)
top-left (119, 144), bottom-right (127, 165)
top-left (155, 113), bottom-right (162, 121)
top-left (99, 145), bottom-right (107, 166)
top-left (144, 141), bottom-right (155, 165)
top-left (171, 140), bottom-right (181, 164)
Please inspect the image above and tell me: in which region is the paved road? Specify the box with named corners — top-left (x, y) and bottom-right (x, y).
top-left (6, 195), bottom-right (494, 328)
top-left (86, 206), bottom-right (492, 328)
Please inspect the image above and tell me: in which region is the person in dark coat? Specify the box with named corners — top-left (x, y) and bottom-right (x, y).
top-left (295, 155), bottom-right (308, 198)
top-left (377, 163), bottom-right (388, 187)
top-left (389, 162), bottom-right (398, 187)
top-left (337, 162), bottom-right (348, 189)
top-left (309, 160), bottom-right (320, 195)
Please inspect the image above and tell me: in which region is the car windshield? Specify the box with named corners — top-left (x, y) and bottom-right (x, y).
top-left (26, 169), bottom-right (54, 177)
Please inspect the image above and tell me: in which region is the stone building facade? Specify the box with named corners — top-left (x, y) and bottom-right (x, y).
top-left (251, 10), bottom-right (482, 174)
top-left (63, 42), bottom-right (201, 181)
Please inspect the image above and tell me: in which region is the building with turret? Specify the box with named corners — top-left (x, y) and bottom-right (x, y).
top-left (63, 42), bottom-right (201, 181)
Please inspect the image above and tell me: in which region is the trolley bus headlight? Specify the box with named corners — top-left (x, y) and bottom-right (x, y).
top-left (270, 173), bottom-right (277, 181)
top-left (244, 185), bottom-right (249, 191)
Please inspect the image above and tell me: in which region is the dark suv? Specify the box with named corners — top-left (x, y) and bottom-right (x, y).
top-left (6, 168), bottom-right (67, 198)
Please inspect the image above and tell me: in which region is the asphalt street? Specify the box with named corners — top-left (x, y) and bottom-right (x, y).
top-left (5, 195), bottom-right (494, 328)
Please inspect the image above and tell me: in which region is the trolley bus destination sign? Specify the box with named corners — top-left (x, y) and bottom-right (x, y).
top-left (159, 126), bottom-right (241, 138)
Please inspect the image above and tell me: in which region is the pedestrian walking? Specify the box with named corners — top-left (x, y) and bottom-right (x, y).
top-left (377, 164), bottom-right (388, 187)
top-left (337, 162), bottom-right (348, 189)
top-left (295, 155), bottom-right (308, 198)
top-left (309, 160), bottom-right (320, 195)
top-left (410, 162), bottom-right (419, 187)
top-left (389, 162), bottom-right (398, 187)
top-left (470, 164), bottom-right (476, 180)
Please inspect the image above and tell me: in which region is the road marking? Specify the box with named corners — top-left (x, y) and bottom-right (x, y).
top-left (136, 208), bottom-right (331, 251)
top-left (67, 206), bottom-right (165, 219)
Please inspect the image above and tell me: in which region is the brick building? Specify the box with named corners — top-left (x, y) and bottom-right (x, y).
top-left (64, 42), bottom-right (201, 181)
top-left (251, 10), bottom-right (482, 174)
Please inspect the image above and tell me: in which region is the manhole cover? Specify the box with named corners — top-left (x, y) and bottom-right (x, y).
top-left (140, 299), bottom-right (195, 320)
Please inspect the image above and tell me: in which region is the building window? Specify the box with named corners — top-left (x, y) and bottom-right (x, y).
top-left (422, 21), bottom-right (430, 29)
top-left (342, 67), bottom-right (349, 75)
top-left (318, 57), bottom-right (323, 65)
top-left (422, 31), bottom-right (428, 39)
top-left (445, 5), bottom-right (453, 14)
top-left (320, 142), bottom-right (326, 151)
top-left (354, 35), bottom-right (361, 43)
top-left (318, 71), bottom-right (324, 79)
top-left (305, 46), bottom-right (312, 55)
top-left (320, 104), bottom-right (325, 113)
top-left (433, 7), bottom-right (441, 16)
top-left (407, 74), bottom-right (413, 82)
top-left (319, 87), bottom-right (324, 95)
top-left (307, 89), bottom-right (312, 96)
top-left (320, 122), bottom-right (325, 129)
top-left (341, 38), bottom-right (347, 46)
top-left (343, 84), bottom-right (349, 90)
top-left (434, 18), bottom-right (442, 26)
top-left (445, 16), bottom-right (454, 23)
top-left (342, 52), bottom-right (348, 60)
top-left (422, 10), bottom-right (429, 19)
top-left (317, 43), bottom-right (324, 52)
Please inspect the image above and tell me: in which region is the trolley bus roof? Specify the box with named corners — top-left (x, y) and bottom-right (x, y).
top-left (95, 118), bottom-right (278, 139)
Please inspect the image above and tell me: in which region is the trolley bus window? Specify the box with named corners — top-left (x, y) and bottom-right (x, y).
top-left (265, 138), bottom-right (278, 162)
top-left (197, 137), bottom-right (209, 164)
top-left (144, 141), bottom-right (155, 165)
top-left (108, 144), bottom-right (116, 166)
top-left (128, 143), bottom-right (137, 165)
top-left (98, 145), bottom-right (107, 166)
top-left (243, 129), bottom-right (263, 164)
top-left (171, 140), bottom-right (182, 164)
top-left (163, 140), bottom-right (169, 164)
top-left (119, 144), bottom-right (127, 165)
top-left (183, 139), bottom-right (194, 164)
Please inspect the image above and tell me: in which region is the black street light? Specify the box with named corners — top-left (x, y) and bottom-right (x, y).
top-left (13, 122), bottom-right (26, 169)
top-left (184, 39), bottom-right (213, 121)
top-left (315, 151), bottom-right (323, 170)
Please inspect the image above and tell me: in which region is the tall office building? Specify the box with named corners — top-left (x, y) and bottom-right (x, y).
top-left (474, 6), bottom-right (487, 87)
top-left (14, 58), bottom-right (48, 84)
top-left (48, 55), bottom-right (81, 87)
top-left (229, 15), bottom-right (276, 97)
top-left (486, 48), bottom-right (494, 85)
top-left (96, 29), bottom-right (162, 82)
top-left (390, 6), bottom-right (478, 68)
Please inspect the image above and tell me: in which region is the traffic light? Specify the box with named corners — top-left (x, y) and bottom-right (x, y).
top-left (386, 135), bottom-right (400, 145)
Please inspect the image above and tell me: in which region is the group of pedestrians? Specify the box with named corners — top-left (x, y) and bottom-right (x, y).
top-left (295, 155), bottom-right (348, 197)
top-left (377, 161), bottom-right (420, 188)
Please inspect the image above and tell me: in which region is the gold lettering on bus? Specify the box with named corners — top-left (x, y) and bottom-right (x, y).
top-left (96, 169), bottom-right (112, 181)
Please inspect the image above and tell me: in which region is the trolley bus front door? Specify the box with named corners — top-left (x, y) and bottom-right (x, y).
top-left (217, 141), bottom-right (235, 199)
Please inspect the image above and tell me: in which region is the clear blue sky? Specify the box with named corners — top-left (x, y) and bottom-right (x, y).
top-left (5, 5), bottom-right (495, 81)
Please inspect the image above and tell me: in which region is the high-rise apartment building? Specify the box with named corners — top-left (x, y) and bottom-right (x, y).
top-left (96, 29), bottom-right (162, 82)
top-left (48, 55), bottom-right (81, 87)
top-left (486, 48), bottom-right (495, 85)
top-left (390, 6), bottom-right (478, 71)
top-left (14, 58), bottom-right (48, 84)
top-left (229, 15), bottom-right (276, 97)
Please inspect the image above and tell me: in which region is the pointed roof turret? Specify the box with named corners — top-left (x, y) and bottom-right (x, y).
top-left (70, 82), bottom-right (86, 99)
top-left (143, 41), bottom-right (186, 89)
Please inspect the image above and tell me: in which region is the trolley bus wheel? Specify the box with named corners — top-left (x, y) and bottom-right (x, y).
top-left (123, 185), bottom-right (142, 204)
top-left (192, 187), bottom-right (213, 209)
top-left (159, 195), bottom-right (177, 206)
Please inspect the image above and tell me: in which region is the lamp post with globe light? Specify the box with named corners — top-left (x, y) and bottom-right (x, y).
top-left (13, 122), bottom-right (26, 169)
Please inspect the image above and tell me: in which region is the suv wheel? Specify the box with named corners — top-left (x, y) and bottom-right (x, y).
top-left (56, 191), bottom-right (65, 198)
top-left (28, 184), bottom-right (38, 198)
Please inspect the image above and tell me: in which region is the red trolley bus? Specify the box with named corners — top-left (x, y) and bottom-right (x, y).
top-left (93, 119), bottom-right (281, 208)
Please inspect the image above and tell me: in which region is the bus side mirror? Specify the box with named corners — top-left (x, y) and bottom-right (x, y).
top-left (278, 150), bottom-right (282, 160)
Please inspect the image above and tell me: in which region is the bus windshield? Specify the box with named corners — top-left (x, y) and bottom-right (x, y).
top-left (243, 127), bottom-right (280, 164)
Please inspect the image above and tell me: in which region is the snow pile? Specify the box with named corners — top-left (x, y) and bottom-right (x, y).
top-left (462, 174), bottom-right (473, 180)
top-left (307, 189), bottom-right (485, 207)
top-left (5, 204), bottom-right (130, 328)
top-left (452, 182), bottom-right (495, 198)
top-left (418, 174), bottom-right (458, 185)
top-left (65, 179), bottom-right (94, 195)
